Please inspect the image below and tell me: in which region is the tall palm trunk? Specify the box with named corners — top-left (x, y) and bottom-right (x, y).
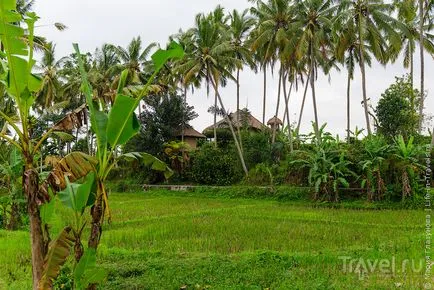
top-left (419, 0), bottom-right (425, 132)
top-left (358, 18), bottom-right (372, 135)
top-left (296, 71), bottom-right (311, 133)
top-left (182, 86), bottom-right (187, 143)
top-left (272, 65), bottom-right (283, 143)
top-left (410, 47), bottom-right (414, 91)
top-left (283, 75), bottom-right (294, 152)
top-left (210, 77), bottom-right (248, 175)
top-left (346, 70), bottom-right (351, 142)
top-left (213, 91), bottom-right (218, 147)
top-left (24, 165), bottom-right (47, 290)
top-left (262, 64), bottom-right (267, 125)
top-left (236, 67), bottom-right (243, 152)
top-left (310, 52), bottom-right (321, 143)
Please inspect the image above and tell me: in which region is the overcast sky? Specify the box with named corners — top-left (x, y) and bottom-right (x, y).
top-left (34, 0), bottom-right (434, 136)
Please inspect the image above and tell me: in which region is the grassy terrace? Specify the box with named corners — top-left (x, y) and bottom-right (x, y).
top-left (0, 190), bottom-right (428, 289)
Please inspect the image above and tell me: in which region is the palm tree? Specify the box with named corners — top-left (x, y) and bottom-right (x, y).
top-left (293, 0), bottom-right (335, 142)
top-left (333, 16), bottom-right (372, 142)
top-left (250, 0), bottom-right (294, 143)
top-left (391, 0), bottom-right (434, 104)
top-left (228, 9), bottom-right (256, 149)
top-left (338, 0), bottom-right (405, 135)
top-left (108, 36), bottom-right (156, 85)
top-left (89, 44), bottom-right (120, 105)
top-left (416, 0), bottom-right (434, 131)
top-left (108, 37), bottom-right (156, 116)
top-left (35, 42), bottom-right (65, 112)
top-left (177, 7), bottom-right (248, 175)
top-left (228, 9), bottom-right (256, 115)
top-left (419, 0), bottom-right (425, 131)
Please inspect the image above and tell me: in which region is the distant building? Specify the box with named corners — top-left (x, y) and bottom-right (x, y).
top-left (267, 116), bottom-right (283, 132)
top-left (202, 110), bottom-right (267, 135)
top-left (176, 127), bottom-right (206, 149)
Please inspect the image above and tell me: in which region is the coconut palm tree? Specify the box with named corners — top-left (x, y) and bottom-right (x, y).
top-left (89, 44), bottom-right (120, 105)
top-left (250, 0), bottom-right (295, 143)
top-left (228, 9), bottom-right (256, 115)
top-left (108, 36), bottom-right (157, 85)
top-left (228, 9), bottom-right (256, 148)
top-left (35, 42), bottom-right (65, 112)
top-left (391, 0), bottom-right (434, 102)
top-left (333, 16), bottom-right (374, 142)
top-left (176, 7), bottom-right (248, 175)
top-left (338, 0), bottom-right (405, 135)
top-left (293, 0), bottom-right (336, 143)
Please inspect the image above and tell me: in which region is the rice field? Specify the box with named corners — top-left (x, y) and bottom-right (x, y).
top-left (0, 190), bottom-right (428, 289)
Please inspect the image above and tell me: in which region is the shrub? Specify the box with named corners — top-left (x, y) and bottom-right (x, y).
top-left (376, 75), bottom-right (420, 140)
top-left (241, 131), bottom-right (272, 169)
top-left (191, 143), bottom-right (243, 185)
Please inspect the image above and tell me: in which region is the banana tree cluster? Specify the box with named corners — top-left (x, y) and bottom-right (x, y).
top-left (0, 1), bottom-right (183, 289)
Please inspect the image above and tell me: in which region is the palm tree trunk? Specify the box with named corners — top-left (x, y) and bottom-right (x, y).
top-left (236, 67), bottom-right (240, 114)
top-left (283, 76), bottom-right (294, 153)
top-left (236, 67), bottom-right (243, 153)
top-left (410, 48), bottom-right (414, 92)
top-left (213, 91), bottom-right (218, 147)
top-left (182, 86), bottom-right (187, 143)
top-left (262, 64), bottom-right (267, 125)
top-left (272, 65), bottom-right (283, 143)
top-left (24, 167), bottom-right (47, 290)
top-left (346, 70), bottom-right (351, 143)
top-left (358, 18), bottom-right (372, 135)
top-left (296, 71), bottom-right (311, 133)
top-left (210, 77), bottom-right (248, 176)
top-left (419, 0), bottom-right (425, 132)
top-left (310, 52), bottom-right (320, 143)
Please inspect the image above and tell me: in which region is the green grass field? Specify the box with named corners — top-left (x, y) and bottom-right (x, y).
top-left (0, 190), bottom-right (428, 289)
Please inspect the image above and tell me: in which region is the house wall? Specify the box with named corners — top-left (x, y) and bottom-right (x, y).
top-left (185, 137), bottom-right (198, 149)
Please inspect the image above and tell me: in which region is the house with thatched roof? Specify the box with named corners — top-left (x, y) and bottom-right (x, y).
top-left (176, 127), bottom-right (206, 149)
top-left (202, 110), bottom-right (267, 136)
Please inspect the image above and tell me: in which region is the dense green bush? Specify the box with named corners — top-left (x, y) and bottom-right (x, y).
top-left (376, 75), bottom-right (420, 140)
top-left (241, 131), bottom-right (272, 169)
top-left (191, 143), bottom-right (243, 185)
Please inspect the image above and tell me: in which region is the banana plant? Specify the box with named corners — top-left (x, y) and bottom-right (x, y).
top-left (291, 132), bottom-right (358, 201)
top-left (35, 42), bottom-right (182, 289)
top-left (0, 2), bottom-right (183, 288)
top-left (393, 135), bottom-right (425, 201)
top-left (66, 42), bottom-right (182, 252)
top-left (359, 136), bottom-right (390, 201)
top-left (38, 172), bottom-right (107, 290)
top-left (0, 3), bottom-right (51, 287)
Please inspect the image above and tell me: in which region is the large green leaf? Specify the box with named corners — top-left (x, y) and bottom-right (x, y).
top-left (58, 172), bottom-right (95, 212)
top-left (151, 41), bottom-right (184, 72)
top-left (120, 152), bottom-right (173, 179)
top-left (74, 248), bottom-right (107, 290)
top-left (0, 1), bottom-right (41, 106)
top-left (73, 44), bottom-right (108, 155)
top-left (38, 227), bottom-right (75, 290)
top-left (106, 94), bottom-right (140, 147)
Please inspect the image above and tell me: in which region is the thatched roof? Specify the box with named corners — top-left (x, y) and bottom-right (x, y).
top-left (267, 116), bottom-right (283, 126)
top-left (176, 127), bottom-right (206, 138)
top-left (203, 110), bottom-right (266, 133)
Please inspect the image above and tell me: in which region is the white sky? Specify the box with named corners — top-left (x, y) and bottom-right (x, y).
top-left (34, 0), bottom-right (434, 135)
